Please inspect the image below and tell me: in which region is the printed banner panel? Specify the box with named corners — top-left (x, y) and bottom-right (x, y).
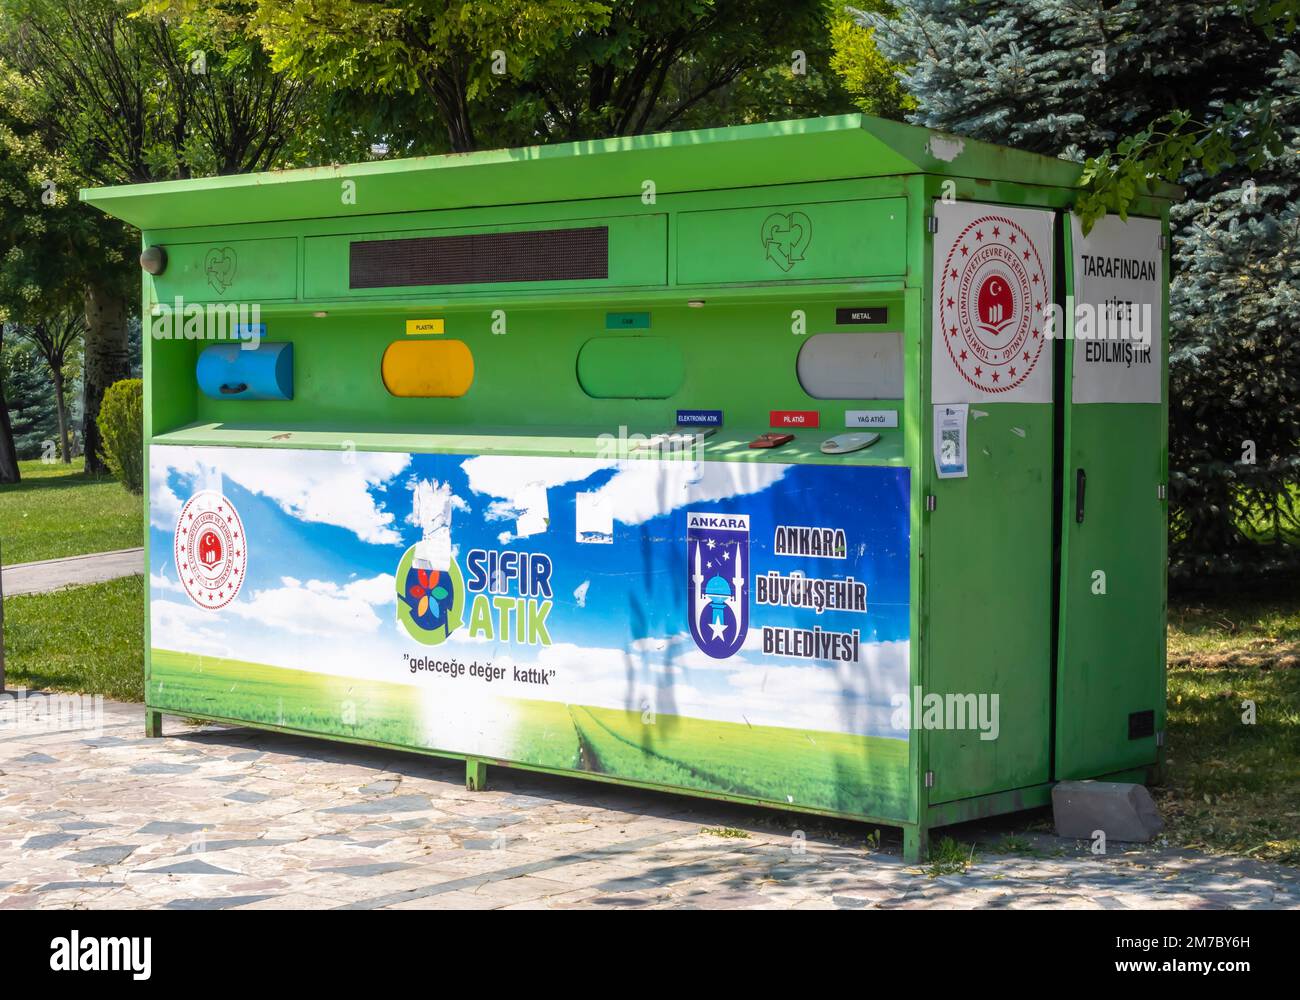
top-left (931, 200), bottom-right (1055, 404)
top-left (1070, 213), bottom-right (1163, 404)
top-left (148, 446), bottom-right (912, 819)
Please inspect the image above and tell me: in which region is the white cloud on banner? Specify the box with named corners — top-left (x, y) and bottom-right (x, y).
top-left (588, 461), bottom-right (790, 526)
top-left (460, 456), bottom-right (615, 498)
top-left (151, 445), bottom-right (410, 545)
top-left (460, 454), bottom-right (790, 527)
top-left (227, 573), bottom-right (396, 637)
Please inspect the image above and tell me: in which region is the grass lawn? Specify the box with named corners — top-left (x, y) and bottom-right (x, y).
top-left (1162, 589), bottom-right (1300, 864)
top-left (1, 574), bottom-right (144, 701)
top-left (0, 457), bottom-right (143, 564)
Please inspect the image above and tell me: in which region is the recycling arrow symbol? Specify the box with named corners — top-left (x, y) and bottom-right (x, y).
top-left (760, 211), bottom-right (812, 271)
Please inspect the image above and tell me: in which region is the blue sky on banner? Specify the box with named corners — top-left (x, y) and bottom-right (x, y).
top-left (147, 446), bottom-right (910, 737)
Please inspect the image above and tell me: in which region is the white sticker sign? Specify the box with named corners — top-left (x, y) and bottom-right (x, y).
top-left (931, 200), bottom-right (1055, 404)
top-left (845, 409), bottom-right (899, 428)
top-left (933, 403), bottom-right (969, 479)
top-left (1069, 214), bottom-right (1163, 404)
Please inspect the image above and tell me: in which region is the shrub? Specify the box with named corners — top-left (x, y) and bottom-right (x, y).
top-left (97, 377), bottom-right (143, 493)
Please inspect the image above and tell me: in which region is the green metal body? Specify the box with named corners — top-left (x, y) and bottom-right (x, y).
top-left (86, 115), bottom-right (1174, 861)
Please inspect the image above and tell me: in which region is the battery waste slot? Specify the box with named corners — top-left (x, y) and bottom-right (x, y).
top-left (196, 343), bottom-right (294, 401)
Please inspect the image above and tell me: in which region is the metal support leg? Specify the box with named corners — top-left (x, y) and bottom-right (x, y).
top-left (145, 709), bottom-right (163, 738)
top-left (903, 824), bottom-right (929, 864)
top-left (466, 757), bottom-right (488, 791)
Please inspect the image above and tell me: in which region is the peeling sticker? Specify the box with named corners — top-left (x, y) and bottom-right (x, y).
top-left (513, 482), bottom-right (550, 539)
top-left (411, 479), bottom-right (456, 570)
top-left (1010, 427), bottom-right (1026, 438)
top-left (576, 492), bottom-right (613, 544)
top-left (927, 134), bottom-right (965, 163)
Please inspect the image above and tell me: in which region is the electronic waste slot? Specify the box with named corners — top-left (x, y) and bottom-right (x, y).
top-left (81, 114), bottom-right (1177, 861)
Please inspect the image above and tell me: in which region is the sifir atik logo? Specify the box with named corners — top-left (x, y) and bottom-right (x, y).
top-left (50, 931), bottom-right (151, 980)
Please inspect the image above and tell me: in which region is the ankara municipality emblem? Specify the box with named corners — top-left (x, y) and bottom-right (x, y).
top-left (938, 214), bottom-right (1048, 393)
top-left (687, 512), bottom-right (749, 659)
top-left (174, 490), bottom-right (247, 610)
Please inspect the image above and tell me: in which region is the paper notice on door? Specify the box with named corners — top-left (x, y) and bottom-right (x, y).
top-left (933, 403), bottom-right (969, 479)
top-left (1069, 213), bottom-right (1163, 404)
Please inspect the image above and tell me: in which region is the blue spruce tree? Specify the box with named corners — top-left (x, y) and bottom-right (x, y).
top-left (859, 0), bottom-right (1299, 577)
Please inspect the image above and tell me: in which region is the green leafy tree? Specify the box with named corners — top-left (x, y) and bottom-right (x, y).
top-left (0, 0), bottom-right (333, 472)
top-left (246, 0), bottom-right (849, 152)
top-left (15, 308), bottom-right (84, 463)
top-left (0, 65), bottom-right (130, 480)
top-left (830, 1), bottom-right (912, 119)
top-left (248, 0), bottom-right (605, 152)
top-left (499, 0), bottom-right (841, 144)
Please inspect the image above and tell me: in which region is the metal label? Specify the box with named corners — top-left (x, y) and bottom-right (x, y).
top-left (835, 307), bottom-right (888, 325)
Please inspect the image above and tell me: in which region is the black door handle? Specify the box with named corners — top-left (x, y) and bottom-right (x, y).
top-left (219, 382), bottom-right (248, 395)
top-left (1075, 468), bottom-right (1087, 524)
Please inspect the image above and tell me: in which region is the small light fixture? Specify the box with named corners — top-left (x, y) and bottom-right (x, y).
top-left (139, 246), bottom-right (167, 276)
top-left (688, 299), bottom-right (706, 308)
top-left (313, 311), bottom-right (329, 318)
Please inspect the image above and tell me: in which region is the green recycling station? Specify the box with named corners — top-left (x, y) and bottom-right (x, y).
top-left (83, 114), bottom-right (1175, 860)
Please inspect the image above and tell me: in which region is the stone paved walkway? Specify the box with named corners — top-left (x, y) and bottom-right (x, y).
top-left (1, 697), bottom-right (1297, 910)
top-left (1, 548), bottom-right (143, 597)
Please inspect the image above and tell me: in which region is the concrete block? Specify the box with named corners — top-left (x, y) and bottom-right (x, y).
top-left (1052, 780), bottom-right (1164, 843)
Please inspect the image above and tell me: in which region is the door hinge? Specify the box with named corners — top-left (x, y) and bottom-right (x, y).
top-left (1156, 731), bottom-right (1166, 747)
top-left (924, 770), bottom-right (935, 788)
top-left (927, 216), bottom-right (939, 234)
top-left (1157, 484), bottom-right (1167, 500)
top-left (1159, 234), bottom-right (1168, 250)
top-left (925, 494), bottom-right (937, 512)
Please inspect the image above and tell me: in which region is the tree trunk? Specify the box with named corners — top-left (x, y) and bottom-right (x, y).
top-left (53, 368), bottom-right (71, 464)
top-left (82, 282), bottom-right (130, 476)
top-left (0, 322), bottom-right (20, 484)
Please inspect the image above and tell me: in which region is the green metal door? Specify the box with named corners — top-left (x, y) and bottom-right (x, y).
top-left (1054, 213), bottom-right (1168, 780)
top-left (923, 198), bottom-right (1057, 804)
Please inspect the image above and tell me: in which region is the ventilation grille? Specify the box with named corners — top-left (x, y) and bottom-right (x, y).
top-left (1128, 709), bottom-right (1155, 740)
top-left (349, 226), bottom-right (609, 289)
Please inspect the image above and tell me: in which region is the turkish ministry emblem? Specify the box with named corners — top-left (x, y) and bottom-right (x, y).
top-left (174, 490), bottom-right (247, 610)
top-left (932, 202), bottom-right (1055, 403)
top-left (687, 512), bottom-right (749, 659)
